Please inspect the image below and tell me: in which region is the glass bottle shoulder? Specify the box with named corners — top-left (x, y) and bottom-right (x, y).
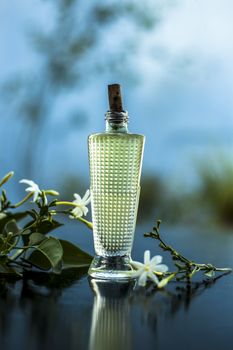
top-left (88, 132), bottom-right (145, 142)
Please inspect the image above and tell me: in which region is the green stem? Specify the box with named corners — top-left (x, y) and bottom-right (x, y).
top-left (55, 201), bottom-right (77, 207)
top-left (145, 223), bottom-right (232, 279)
top-left (54, 201), bottom-right (93, 229)
top-left (145, 231), bottom-right (190, 265)
top-left (50, 209), bottom-right (69, 214)
top-left (11, 245), bottom-right (33, 250)
top-left (41, 190), bottom-right (48, 206)
top-left (10, 192), bottom-right (33, 208)
top-left (76, 216), bottom-right (93, 230)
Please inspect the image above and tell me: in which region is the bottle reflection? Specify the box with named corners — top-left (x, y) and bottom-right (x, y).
top-left (89, 279), bottom-right (135, 350)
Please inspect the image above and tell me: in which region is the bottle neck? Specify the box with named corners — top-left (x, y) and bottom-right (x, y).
top-left (105, 121), bottom-right (128, 133)
top-left (105, 110), bottom-right (129, 134)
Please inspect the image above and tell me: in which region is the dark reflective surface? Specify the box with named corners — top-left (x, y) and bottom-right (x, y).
top-left (88, 279), bottom-right (136, 350)
top-left (0, 223), bottom-right (233, 350)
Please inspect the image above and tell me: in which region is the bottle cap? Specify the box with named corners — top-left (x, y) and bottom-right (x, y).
top-left (106, 84), bottom-right (128, 124)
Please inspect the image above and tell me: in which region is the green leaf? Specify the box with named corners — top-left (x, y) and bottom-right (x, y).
top-left (40, 219), bottom-right (63, 234)
top-left (27, 237), bottom-right (63, 271)
top-left (24, 219), bottom-right (63, 235)
top-left (25, 249), bottom-right (51, 270)
top-left (29, 232), bottom-right (46, 246)
top-left (0, 220), bottom-right (20, 253)
top-left (37, 237), bottom-right (63, 267)
top-left (4, 219), bottom-right (20, 236)
top-left (0, 212), bottom-right (27, 233)
top-left (59, 239), bottom-right (92, 269)
top-left (53, 259), bottom-right (63, 274)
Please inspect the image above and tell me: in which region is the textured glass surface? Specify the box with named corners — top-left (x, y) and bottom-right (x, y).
top-left (89, 281), bottom-right (131, 350)
top-left (88, 133), bottom-right (145, 257)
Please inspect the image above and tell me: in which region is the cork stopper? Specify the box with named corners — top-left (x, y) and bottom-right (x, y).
top-left (108, 84), bottom-right (123, 112)
top-left (105, 83), bottom-right (128, 125)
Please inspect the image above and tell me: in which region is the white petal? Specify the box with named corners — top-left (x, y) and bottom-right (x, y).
top-left (32, 191), bottom-right (39, 202)
top-left (20, 179), bottom-right (35, 186)
top-left (150, 255), bottom-right (162, 266)
top-left (34, 184), bottom-right (40, 192)
top-left (72, 207), bottom-right (83, 218)
top-left (154, 264), bottom-right (169, 273)
top-left (130, 268), bottom-right (144, 278)
top-left (144, 250), bottom-right (150, 265)
top-left (82, 189), bottom-right (90, 203)
top-left (138, 271), bottom-right (148, 286)
top-left (82, 206), bottom-right (89, 216)
top-left (148, 271), bottom-right (159, 285)
top-left (130, 261), bottom-right (144, 270)
top-left (83, 197), bottom-right (91, 206)
top-left (25, 187), bottom-right (34, 193)
top-left (73, 193), bottom-right (81, 203)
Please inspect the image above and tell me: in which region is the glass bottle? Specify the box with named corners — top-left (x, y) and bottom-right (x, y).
top-left (88, 84), bottom-right (145, 279)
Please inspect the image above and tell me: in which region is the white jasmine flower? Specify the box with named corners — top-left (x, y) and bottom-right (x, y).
top-left (70, 189), bottom-right (91, 219)
top-left (20, 179), bottom-right (42, 202)
top-left (130, 250), bottom-right (168, 287)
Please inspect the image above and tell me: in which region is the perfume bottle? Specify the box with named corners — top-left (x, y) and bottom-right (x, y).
top-left (88, 84), bottom-right (145, 279)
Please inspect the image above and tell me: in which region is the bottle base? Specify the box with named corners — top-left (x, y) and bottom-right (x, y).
top-left (88, 255), bottom-right (134, 280)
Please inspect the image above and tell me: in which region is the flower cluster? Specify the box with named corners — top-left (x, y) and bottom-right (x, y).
top-left (20, 178), bottom-right (91, 219)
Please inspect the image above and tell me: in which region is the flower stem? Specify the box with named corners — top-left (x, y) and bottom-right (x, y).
top-left (145, 221), bottom-right (232, 281)
top-left (54, 201), bottom-right (78, 207)
top-left (54, 201), bottom-right (93, 229)
top-left (76, 216), bottom-right (93, 230)
top-left (11, 192), bottom-right (33, 208)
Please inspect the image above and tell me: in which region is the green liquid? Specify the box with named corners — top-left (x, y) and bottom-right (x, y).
top-left (88, 132), bottom-right (145, 257)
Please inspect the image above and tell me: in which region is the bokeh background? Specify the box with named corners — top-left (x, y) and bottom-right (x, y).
top-left (1, 0), bottom-right (233, 228)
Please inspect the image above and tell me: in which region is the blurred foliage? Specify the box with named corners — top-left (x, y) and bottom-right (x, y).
top-left (2, 0), bottom-right (161, 177)
top-left (138, 175), bottom-right (165, 222)
top-left (55, 155), bottom-right (233, 229)
top-left (59, 174), bottom-right (87, 199)
top-left (137, 174), bottom-right (184, 224)
top-left (196, 158), bottom-right (233, 227)
top-left (138, 157), bottom-right (233, 228)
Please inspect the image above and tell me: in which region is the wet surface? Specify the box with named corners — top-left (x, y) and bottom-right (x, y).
top-left (0, 222), bottom-right (233, 350)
